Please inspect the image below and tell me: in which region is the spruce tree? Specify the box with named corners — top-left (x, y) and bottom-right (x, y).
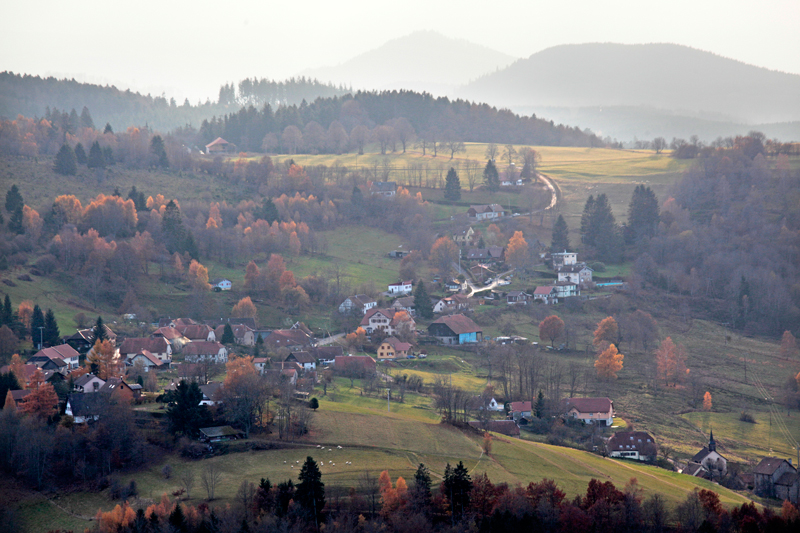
top-left (590, 194), bottom-right (621, 262)
top-left (1, 295), bottom-right (11, 325)
top-left (483, 160), bottom-right (500, 192)
top-left (74, 142), bottom-right (87, 164)
top-left (150, 135), bottom-right (170, 168)
top-left (414, 281), bottom-right (434, 319)
top-left (79, 106), bottom-right (94, 129)
top-left (534, 390), bottom-right (546, 418)
top-left (551, 214), bottom-right (570, 252)
top-left (43, 309), bottom-right (60, 347)
top-left (31, 305), bottom-right (45, 347)
top-left (87, 141), bottom-right (105, 168)
top-left (254, 198), bottom-right (279, 223)
top-left (580, 195), bottom-right (595, 245)
top-left (102, 146), bottom-right (114, 165)
top-left (103, 123), bottom-right (114, 134)
top-left (626, 185), bottom-right (659, 243)
top-left (410, 463), bottom-right (432, 512)
top-left (92, 316), bottom-right (107, 343)
top-left (54, 144), bottom-right (78, 175)
top-left (444, 167), bottom-right (461, 201)
top-left (295, 456), bottom-right (325, 523)
top-left (5, 184), bottom-right (23, 213)
top-left (443, 461), bottom-right (472, 520)
top-left (221, 323), bottom-right (235, 344)
top-left (8, 206), bottom-right (23, 234)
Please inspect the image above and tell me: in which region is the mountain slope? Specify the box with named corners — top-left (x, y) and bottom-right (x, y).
top-left (301, 30), bottom-right (516, 94)
top-left (458, 43), bottom-right (800, 125)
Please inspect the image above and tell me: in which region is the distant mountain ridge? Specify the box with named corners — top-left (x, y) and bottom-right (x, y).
top-left (458, 43), bottom-right (800, 126)
top-left (301, 30), bottom-right (516, 94)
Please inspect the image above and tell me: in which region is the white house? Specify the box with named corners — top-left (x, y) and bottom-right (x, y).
top-left (607, 431), bottom-right (657, 461)
top-left (183, 342), bottom-right (228, 364)
top-left (487, 398), bottom-right (504, 411)
top-left (286, 351), bottom-right (316, 371)
top-left (211, 278), bottom-right (232, 291)
top-left (564, 397), bottom-right (614, 425)
top-left (388, 280), bottom-right (413, 295)
top-left (129, 350), bottom-right (169, 372)
top-left (338, 294), bottom-right (378, 315)
top-left (119, 337), bottom-right (173, 362)
top-left (468, 204), bottom-right (505, 220)
top-left (199, 383), bottom-right (223, 406)
top-left (557, 264), bottom-right (593, 285)
top-left (551, 251), bottom-right (577, 268)
top-left (360, 308), bottom-right (416, 337)
top-left (554, 281), bottom-right (579, 299)
top-left (533, 286), bottom-right (558, 305)
top-left (685, 432), bottom-right (728, 479)
top-left (73, 373), bottom-right (105, 393)
top-left (65, 393), bottom-right (105, 424)
top-left (370, 181), bottom-right (397, 198)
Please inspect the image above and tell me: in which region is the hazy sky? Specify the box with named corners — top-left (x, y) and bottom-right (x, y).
top-left (2, 0), bottom-right (798, 102)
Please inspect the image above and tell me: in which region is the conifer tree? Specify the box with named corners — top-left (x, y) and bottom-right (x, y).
top-left (8, 205), bottom-right (23, 234)
top-left (2, 295), bottom-right (12, 325)
top-left (580, 195), bottom-right (595, 245)
top-left (535, 390), bottom-right (546, 418)
top-left (414, 281), bottom-right (433, 319)
top-left (626, 185), bottom-right (659, 243)
top-left (87, 141), bottom-right (105, 168)
top-left (551, 214), bottom-right (570, 252)
top-left (92, 315), bottom-right (107, 343)
top-left (54, 144), bottom-right (78, 175)
top-left (295, 456), bottom-right (325, 523)
top-left (483, 160), bottom-right (500, 192)
top-left (103, 123), bottom-right (114, 134)
top-left (5, 184), bottom-right (23, 213)
top-left (74, 142), bottom-right (87, 164)
top-left (43, 309), bottom-right (59, 347)
top-left (221, 323), bottom-right (235, 344)
top-left (150, 135), bottom-right (170, 168)
top-left (30, 305), bottom-right (45, 348)
top-left (444, 167), bottom-right (461, 201)
top-left (79, 106), bottom-right (94, 129)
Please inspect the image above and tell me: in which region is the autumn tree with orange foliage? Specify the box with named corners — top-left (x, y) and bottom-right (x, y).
top-left (505, 231), bottom-right (529, 270)
top-left (593, 316), bottom-right (619, 350)
top-left (3, 389), bottom-right (15, 412)
top-left (232, 297), bottom-right (257, 319)
top-left (595, 344), bottom-right (624, 380)
top-left (654, 337), bottom-right (688, 386)
top-left (780, 330), bottom-right (798, 361)
top-left (703, 391), bottom-right (712, 411)
top-left (188, 259), bottom-right (210, 291)
top-left (17, 301), bottom-right (34, 330)
top-left (244, 260), bottom-right (261, 290)
top-left (21, 369), bottom-right (58, 418)
top-left (485, 223), bottom-right (504, 245)
top-left (87, 339), bottom-right (120, 380)
top-left (289, 231), bottom-right (301, 256)
top-left (539, 315), bottom-right (565, 348)
top-left (346, 327), bottom-right (367, 351)
top-left (430, 237), bottom-right (458, 275)
top-left (9, 353), bottom-right (25, 385)
top-left (220, 355), bottom-right (267, 437)
top-left (95, 502), bottom-right (137, 533)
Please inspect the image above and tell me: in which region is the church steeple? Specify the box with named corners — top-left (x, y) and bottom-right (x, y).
top-left (708, 430), bottom-right (716, 452)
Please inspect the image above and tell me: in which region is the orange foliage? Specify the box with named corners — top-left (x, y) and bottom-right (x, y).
top-left (95, 502), bottom-right (136, 533)
top-left (289, 231), bottom-right (301, 256)
top-left (22, 205), bottom-right (43, 239)
top-left (595, 344), bottom-right (624, 380)
top-left (18, 301), bottom-right (34, 329)
top-left (21, 382), bottom-right (59, 418)
top-left (655, 337), bottom-right (688, 386)
top-left (54, 195), bottom-right (84, 225)
top-left (538, 315), bottom-right (565, 347)
top-left (87, 339), bottom-right (121, 380)
top-left (9, 353), bottom-right (25, 384)
top-left (505, 231), bottom-right (529, 270)
top-left (279, 270), bottom-right (297, 291)
top-left (224, 355), bottom-right (257, 389)
top-left (188, 260), bottom-right (210, 291)
top-left (82, 194), bottom-right (137, 235)
top-left (3, 390), bottom-right (15, 412)
top-left (703, 391), bottom-right (712, 411)
top-left (244, 261), bottom-right (260, 290)
top-left (593, 317), bottom-right (619, 350)
top-left (232, 296), bottom-right (257, 319)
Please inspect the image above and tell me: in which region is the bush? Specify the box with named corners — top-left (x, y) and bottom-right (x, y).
top-left (35, 254), bottom-right (58, 275)
top-left (179, 439), bottom-right (210, 459)
top-left (739, 411), bottom-right (756, 423)
top-left (162, 464), bottom-right (173, 479)
top-left (589, 261), bottom-right (606, 272)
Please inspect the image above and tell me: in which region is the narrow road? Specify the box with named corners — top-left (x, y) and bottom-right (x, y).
top-left (537, 173), bottom-right (558, 210)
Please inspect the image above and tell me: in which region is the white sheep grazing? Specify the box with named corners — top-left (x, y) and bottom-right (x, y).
top-left (283, 461), bottom-right (287, 464)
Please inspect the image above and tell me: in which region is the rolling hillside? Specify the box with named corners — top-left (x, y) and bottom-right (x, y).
top-left (301, 30), bottom-right (516, 95)
top-left (458, 43), bottom-right (800, 140)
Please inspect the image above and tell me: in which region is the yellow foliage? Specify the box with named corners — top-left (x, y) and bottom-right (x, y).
top-left (595, 344), bottom-right (624, 380)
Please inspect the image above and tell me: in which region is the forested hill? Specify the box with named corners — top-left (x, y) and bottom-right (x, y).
top-left (198, 90), bottom-right (603, 152)
top-left (0, 72), bottom-right (348, 132)
top-left (459, 43), bottom-right (800, 124)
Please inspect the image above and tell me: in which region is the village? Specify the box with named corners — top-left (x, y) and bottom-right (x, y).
top-left (4, 191), bottom-right (797, 508)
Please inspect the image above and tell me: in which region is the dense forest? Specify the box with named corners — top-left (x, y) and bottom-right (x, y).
top-left (0, 72), bottom-right (348, 133)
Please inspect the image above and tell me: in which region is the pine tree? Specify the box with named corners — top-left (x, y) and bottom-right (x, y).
top-left (31, 305), bottom-right (45, 348)
top-left (221, 323), bottom-right (235, 344)
top-left (483, 160), bottom-right (500, 192)
top-left (534, 390), bottom-right (546, 418)
top-left (409, 463), bottom-right (432, 513)
top-left (625, 185), bottom-right (659, 243)
top-left (414, 281), bottom-right (434, 319)
top-left (2, 295), bottom-right (11, 325)
top-left (580, 195), bottom-right (595, 245)
top-left (588, 194), bottom-right (621, 262)
top-left (103, 123), bottom-right (114, 134)
top-left (150, 135), bottom-right (170, 168)
top-left (255, 198), bottom-right (279, 223)
top-left (79, 106), bottom-right (94, 129)
top-left (551, 214), bottom-right (570, 252)
top-left (444, 167), bottom-right (461, 201)
top-left (102, 146), bottom-right (114, 165)
top-left (443, 461), bottom-right (472, 520)
top-left (54, 144), bottom-right (78, 175)
top-left (5, 184), bottom-right (23, 213)
top-left (43, 309), bottom-right (59, 347)
top-left (74, 142), bottom-right (87, 164)
top-left (8, 206), bottom-right (23, 234)
top-left (87, 141), bottom-right (105, 168)
top-left (295, 456), bottom-right (325, 523)
top-left (92, 316), bottom-right (107, 343)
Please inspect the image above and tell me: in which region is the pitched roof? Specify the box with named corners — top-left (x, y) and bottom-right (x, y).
top-left (74, 373), bottom-right (104, 387)
top-left (120, 337), bottom-right (170, 354)
top-left (67, 393), bottom-right (107, 416)
top-left (334, 355), bottom-right (377, 372)
top-left (534, 286), bottom-right (556, 295)
top-left (565, 397), bottom-right (613, 414)
top-left (345, 294), bottom-right (376, 307)
top-left (776, 471), bottom-right (798, 486)
top-left (469, 420), bottom-right (520, 436)
top-left (200, 426), bottom-right (242, 438)
top-left (67, 324), bottom-right (116, 342)
top-left (607, 431), bottom-right (656, 451)
top-left (388, 280), bottom-right (413, 287)
top-left (152, 326), bottom-right (183, 340)
top-left (361, 308), bottom-right (415, 328)
top-left (180, 324), bottom-right (214, 340)
top-left (507, 291), bottom-right (530, 298)
top-left (558, 264), bottom-right (592, 273)
top-left (313, 346), bottom-right (343, 359)
top-left (393, 296), bottom-right (415, 308)
top-left (199, 382), bottom-right (223, 401)
top-left (205, 137), bottom-right (229, 148)
top-left (263, 329), bottom-right (313, 348)
top-left (98, 378), bottom-right (131, 394)
top-left (287, 351), bottom-right (316, 364)
top-left (183, 341), bottom-right (224, 356)
top-left (383, 337), bottom-right (412, 352)
top-left (683, 462), bottom-right (707, 477)
top-left (469, 204), bottom-right (504, 214)
top-left (131, 350), bottom-right (163, 366)
top-left (692, 447), bottom-right (714, 463)
top-left (430, 314), bottom-right (481, 335)
top-left (32, 344), bottom-right (80, 361)
top-left (370, 181), bottom-right (396, 192)
top-left (10, 389), bottom-right (31, 402)
top-left (754, 457), bottom-right (791, 475)
top-left (510, 401), bottom-right (532, 412)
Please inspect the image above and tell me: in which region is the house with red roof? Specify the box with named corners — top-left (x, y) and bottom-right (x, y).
top-left (428, 314), bottom-right (482, 345)
top-left (183, 341), bottom-right (228, 364)
top-left (377, 337), bottom-right (412, 360)
top-left (120, 337), bottom-right (172, 362)
top-left (563, 397), bottom-right (614, 426)
top-left (28, 344), bottom-right (80, 370)
top-left (607, 431), bottom-right (658, 462)
top-left (205, 137), bottom-right (235, 154)
top-left (533, 286), bottom-right (558, 305)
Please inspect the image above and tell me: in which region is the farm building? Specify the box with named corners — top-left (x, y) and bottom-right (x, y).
top-left (428, 314), bottom-right (482, 345)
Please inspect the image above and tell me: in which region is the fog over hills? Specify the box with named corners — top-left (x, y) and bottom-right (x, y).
top-left (300, 30), bottom-right (516, 95)
top-left (458, 43), bottom-right (800, 141)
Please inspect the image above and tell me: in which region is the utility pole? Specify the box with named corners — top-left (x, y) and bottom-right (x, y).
top-left (38, 326), bottom-right (44, 350)
top-left (386, 388), bottom-right (391, 412)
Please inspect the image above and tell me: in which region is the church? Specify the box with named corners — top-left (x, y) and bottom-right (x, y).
top-left (683, 431), bottom-right (728, 480)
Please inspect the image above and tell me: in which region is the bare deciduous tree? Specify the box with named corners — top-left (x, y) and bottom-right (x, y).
top-left (201, 462), bottom-right (222, 500)
top-left (180, 470), bottom-right (195, 499)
